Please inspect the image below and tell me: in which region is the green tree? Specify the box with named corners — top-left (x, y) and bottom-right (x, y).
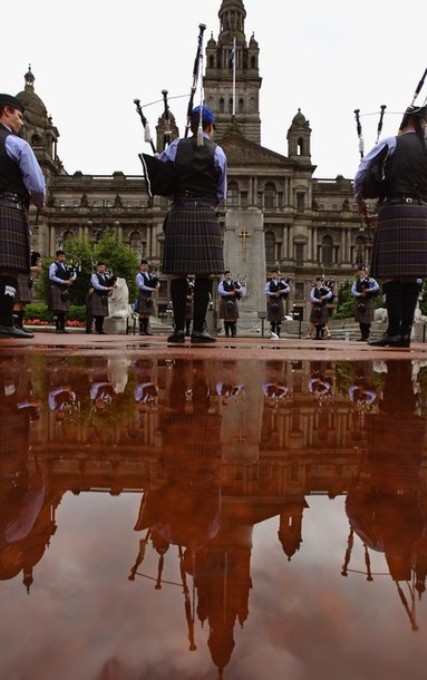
top-left (36, 231), bottom-right (139, 307)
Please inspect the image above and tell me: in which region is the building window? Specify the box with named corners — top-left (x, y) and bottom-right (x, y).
top-left (240, 192), bottom-right (248, 206)
top-left (265, 231), bottom-right (275, 263)
top-left (294, 282), bottom-right (305, 300)
top-left (295, 243), bottom-right (304, 266)
top-left (296, 193), bottom-right (305, 212)
top-left (321, 235), bottom-right (333, 266)
top-left (264, 182), bottom-right (276, 209)
top-left (227, 182), bottom-right (239, 206)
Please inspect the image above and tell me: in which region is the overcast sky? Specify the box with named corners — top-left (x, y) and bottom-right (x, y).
top-left (3, 0), bottom-right (427, 180)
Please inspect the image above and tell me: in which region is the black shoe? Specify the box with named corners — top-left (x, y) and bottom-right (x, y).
top-left (191, 331), bottom-right (216, 343)
top-left (167, 330), bottom-right (185, 343)
top-left (0, 324), bottom-right (34, 339)
top-left (357, 337), bottom-right (368, 342)
top-left (400, 335), bottom-right (411, 348)
top-left (97, 330), bottom-right (107, 335)
top-left (368, 333), bottom-right (401, 347)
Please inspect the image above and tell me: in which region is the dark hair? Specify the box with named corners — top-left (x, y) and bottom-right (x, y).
top-left (56, 249), bottom-right (65, 256)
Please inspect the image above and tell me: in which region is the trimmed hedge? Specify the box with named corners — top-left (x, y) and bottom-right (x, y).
top-left (24, 303), bottom-right (87, 322)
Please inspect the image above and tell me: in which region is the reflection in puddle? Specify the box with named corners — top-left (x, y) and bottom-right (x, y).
top-left (1, 354), bottom-right (427, 678)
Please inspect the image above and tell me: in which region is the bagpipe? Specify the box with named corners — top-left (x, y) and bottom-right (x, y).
top-left (134, 23), bottom-right (207, 198)
top-left (354, 67), bottom-right (427, 202)
top-left (356, 276), bottom-right (378, 298)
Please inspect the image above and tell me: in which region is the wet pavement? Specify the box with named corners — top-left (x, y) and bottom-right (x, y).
top-left (1, 331), bottom-right (427, 679)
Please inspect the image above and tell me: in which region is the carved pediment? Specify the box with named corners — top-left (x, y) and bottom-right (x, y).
top-left (219, 132), bottom-right (298, 168)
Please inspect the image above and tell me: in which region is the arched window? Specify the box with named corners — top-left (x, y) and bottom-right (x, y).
top-left (208, 55), bottom-right (215, 69)
top-left (227, 181), bottom-right (239, 206)
top-left (265, 231), bottom-right (275, 264)
top-left (129, 231), bottom-right (142, 251)
top-left (264, 182), bottom-right (276, 209)
top-left (238, 98), bottom-right (244, 113)
top-left (219, 97), bottom-right (225, 113)
top-left (321, 235), bottom-right (333, 267)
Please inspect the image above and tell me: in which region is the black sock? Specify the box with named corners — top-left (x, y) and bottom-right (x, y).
top-left (401, 282), bottom-right (420, 337)
top-left (193, 277), bottom-right (210, 332)
top-left (171, 278), bottom-right (187, 332)
top-left (383, 281), bottom-right (403, 336)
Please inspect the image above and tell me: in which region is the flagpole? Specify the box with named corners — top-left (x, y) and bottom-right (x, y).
top-left (232, 36), bottom-right (236, 118)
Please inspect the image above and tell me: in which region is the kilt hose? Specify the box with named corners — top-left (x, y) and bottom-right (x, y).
top-left (162, 200), bottom-right (224, 275)
top-left (370, 202), bottom-right (427, 279)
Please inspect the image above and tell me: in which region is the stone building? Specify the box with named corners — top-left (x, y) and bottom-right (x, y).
top-left (14, 0), bottom-right (369, 322)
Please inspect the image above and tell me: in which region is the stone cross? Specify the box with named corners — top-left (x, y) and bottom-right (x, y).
top-left (239, 228), bottom-right (251, 261)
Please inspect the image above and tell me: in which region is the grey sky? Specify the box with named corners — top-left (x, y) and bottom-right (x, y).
top-left (4, 0), bottom-right (426, 179)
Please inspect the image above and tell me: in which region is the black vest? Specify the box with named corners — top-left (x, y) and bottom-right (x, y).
top-left (174, 137), bottom-right (218, 201)
top-left (385, 133), bottom-right (427, 200)
top-left (0, 124), bottom-right (29, 202)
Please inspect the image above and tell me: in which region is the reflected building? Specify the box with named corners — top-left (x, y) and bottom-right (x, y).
top-left (2, 355), bottom-right (427, 676)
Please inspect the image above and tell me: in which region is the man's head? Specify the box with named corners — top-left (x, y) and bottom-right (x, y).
top-left (0, 94), bottom-right (25, 135)
top-left (56, 249), bottom-right (66, 260)
top-left (399, 104), bottom-right (427, 132)
top-left (190, 105), bottom-right (216, 135)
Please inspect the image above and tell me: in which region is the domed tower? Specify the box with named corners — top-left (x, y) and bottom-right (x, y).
top-left (204, 0), bottom-right (261, 143)
top-left (287, 108), bottom-right (312, 165)
top-left (15, 65), bottom-right (63, 179)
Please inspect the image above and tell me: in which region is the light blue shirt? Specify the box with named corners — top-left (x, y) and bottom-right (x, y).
top-left (4, 128), bottom-right (46, 208)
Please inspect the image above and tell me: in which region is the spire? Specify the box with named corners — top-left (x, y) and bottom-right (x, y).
top-left (24, 64), bottom-right (35, 91)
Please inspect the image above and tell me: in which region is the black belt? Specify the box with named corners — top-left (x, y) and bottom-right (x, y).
top-left (383, 196), bottom-right (427, 206)
top-left (0, 192), bottom-right (28, 212)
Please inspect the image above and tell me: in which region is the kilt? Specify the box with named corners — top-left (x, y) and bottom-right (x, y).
top-left (267, 297), bottom-right (284, 322)
top-left (219, 297), bottom-right (239, 321)
top-left (162, 200), bottom-right (224, 275)
top-left (310, 303), bottom-right (329, 325)
top-left (0, 202), bottom-right (30, 274)
top-left (90, 291), bottom-right (109, 317)
top-left (354, 296), bottom-right (375, 323)
top-left (15, 273), bottom-right (32, 304)
top-left (136, 291), bottom-right (156, 316)
top-left (370, 202), bottom-right (427, 279)
top-left (49, 285), bottom-right (70, 312)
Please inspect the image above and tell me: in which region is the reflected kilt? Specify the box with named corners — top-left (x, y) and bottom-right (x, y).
top-left (49, 285), bottom-right (70, 312)
top-left (15, 273), bottom-right (31, 304)
top-left (162, 200), bottom-right (224, 275)
top-left (370, 202), bottom-right (427, 279)
top-left (0, 202), bottom-right (30, 274)
top-left (310, 303), bottom-right (329, 325)
top-left (90, 292), bottom-right (109, 317)
top-left (219, 297), bottom-right (239, 321)
top-left (267, 297), bottom-right (284, 322)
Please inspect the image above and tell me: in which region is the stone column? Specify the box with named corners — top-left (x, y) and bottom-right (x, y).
top-left (223, 208), bottom-right (265, 332)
